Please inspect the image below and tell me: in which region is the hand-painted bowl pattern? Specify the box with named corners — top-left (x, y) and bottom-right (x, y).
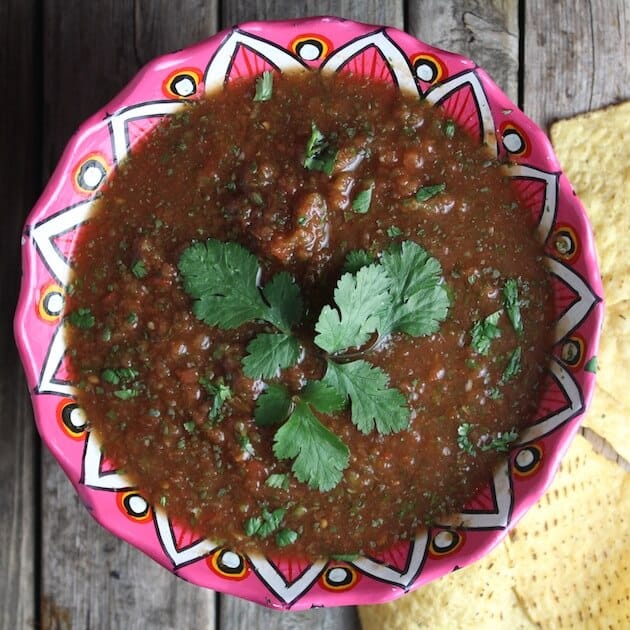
top-left (14, 17), bottom-right (603, 609)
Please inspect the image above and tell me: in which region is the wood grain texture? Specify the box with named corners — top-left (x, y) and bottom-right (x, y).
top-left (408, 0), bottom-right (519, 101)
top-left (0, 0), bottom-right (38, 628)
top-left (222, 0), bottom-right (403, 28)
top-left (40, 2), bottom-right (219, 628)
top-left (523, 0), bottom-right (629, 129)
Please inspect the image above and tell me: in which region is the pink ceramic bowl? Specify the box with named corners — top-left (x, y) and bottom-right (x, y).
top-left (15, 17), bottom-right (603, 609)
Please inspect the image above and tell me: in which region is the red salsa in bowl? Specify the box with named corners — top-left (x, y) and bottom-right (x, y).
top-left (64, 70), bottom-right (553, 559)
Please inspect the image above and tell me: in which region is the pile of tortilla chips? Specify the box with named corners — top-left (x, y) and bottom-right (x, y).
top-left (359, 102), bottom-right (630, 629)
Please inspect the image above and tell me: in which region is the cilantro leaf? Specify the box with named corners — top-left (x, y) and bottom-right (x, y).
top-left (265, 473), bottom-right (289, 490)
top-left (68, 307), bottom-right (95, 329)
top-left (254, 383), bottom-right (292, 426)
top-left (301, 380), bottom-right (346, 414)
top-left (457, 422), bottom-right (476, 455)
top-left (273, 401), bottom-right (349, 492)
top-left (199, 376), bottom-right (232, 421)
top-left (503, 278), bottom-right (523, 336)
top-left (245, 507), bottom-right (286, 538)
top-left (443, 119), bottom-right (456, 138)
top-left (470, 310), bottom-right (502, 355)
top-left (378, 240), bottom-right (450, 337)
top-left (242, 332), bottom-right (301, 379)
top-left (415, 183), bottom-right (446, 202)
top-left (323, 360), bottom-right (409, 434)
top-left (253, 71), bottom-right (273, 102)
top-left (314, 264), bottom-right (391, 354)
top-left (178, 239), bottom-right (268, 328)
top-left (342, 249), bottom-right (375, 274)
top-left (303, 122), bottom-right (337, 176)
top-left (276, 528), bottom-right (299, 547)
top-left (130, 259), bottom-right (147, 279)
top-left (501, 347), bottom-right (522, 383)
top-left (262, 271), bottom-right (303, 331)
top-left (178, 239), bottom-right (303, 337)
top-left (480, 428), bottom-right (519, 453)
top-left (351, 186), bottom-right (373, 214)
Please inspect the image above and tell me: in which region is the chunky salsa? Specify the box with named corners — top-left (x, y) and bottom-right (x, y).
top-left (65, 70), bottom-right (552, 559)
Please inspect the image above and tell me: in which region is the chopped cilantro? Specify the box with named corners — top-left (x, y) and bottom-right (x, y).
top-left (457, 422), bottom-right (476, 456)
top-left (275, 528), bottom-right (299, 547)
top-left (503, 278), bottom-right (523, 336)
top-left (68, 307), bottom-right (95, 329)
top-left (480, 428), bottom-right (519, 453)
top-left (501, 347), bottom-right (522, 383)
top-left (470, 310), bottom-right (502, 355)
top-left (265, 473), bottom-right (290, 490)
top-left (130, 259), bottom-right (147, 279)
top-left (199, 376), bottom-right (232, 421)
top-left (387, 225), bottom-right (403, 238)
top-left (415, 183), bottom-right (446, 202)
top-left (303, 122), bottom-right (337, 176)
top-left (113, 388), bottom-right (139, 400)
top-left (443, 119), bottom-right (456, 138)
top-left (584, 356), bottom-right (598, 373)
top-left (183, 420), bottom-right (196, 433)
top-left (244, 507), bottom-right (286, 538)
top-left (253, 70), bottom-right (273, 102)
top-left (351, 186), bottom-right (373, 214)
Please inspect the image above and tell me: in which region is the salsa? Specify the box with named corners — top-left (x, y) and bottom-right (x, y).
top-left (65, 70), bottom-right (553, 559)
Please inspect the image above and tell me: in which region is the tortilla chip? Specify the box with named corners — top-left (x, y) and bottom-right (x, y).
top-left (550, 101), bottom-right (630, 308)
top-left (551, 103), bottom-right (630, 454)
top-left (507, 435), bottom-right (630, 628)
top-left (593, 300), bottom-right (630, 410)
top-left (584, 384), bottom-right (630, 463)
top-left (359, 436), bottom-right (629, 629)
top-left (358, 537), bottom-right (535, 630)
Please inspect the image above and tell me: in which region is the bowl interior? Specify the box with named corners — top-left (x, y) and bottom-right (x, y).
top-left (15, 17), bottom-right (603, 609)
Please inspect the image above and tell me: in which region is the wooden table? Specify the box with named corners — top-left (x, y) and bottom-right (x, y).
top-left (1, 1), bottom-right (627, 628)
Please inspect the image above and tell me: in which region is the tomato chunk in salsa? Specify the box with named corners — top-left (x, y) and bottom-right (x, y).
top-left (65, 70), bottom-right (553, 559)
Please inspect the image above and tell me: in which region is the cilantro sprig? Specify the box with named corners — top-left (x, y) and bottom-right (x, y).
top-left (179, 239), bottom-right (451, 493)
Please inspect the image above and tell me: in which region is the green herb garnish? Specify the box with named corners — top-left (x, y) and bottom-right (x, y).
top-left (503, 278), bottom-right (523, 335)
top-left (470, 310), bottom-right (502, 355)
top-left (443, 119), bottom-right (456, 139)
top-left (253, 70), bottom-right (273, 102)
top-left (415, 183), bottom-right (446, 202)
top-left (303, 122), bottom-right (337, 176)
top-left (480, 428), bottom-right (519, 453)
top-left (351, 186), bottom-right (373, 214)
top-left (130, 259), bottom-right (147, 279)
top-left (265, 473), bottom-right (290, 490)
top-left (501, 347), bottom-right (522, 384)
top-left (244, 507), bottom-right (286, 538)
top-left (457, 422), bottom-right (476, 456)
top-left (180, 239), bottom-right (450, 492)
top-left (68, 307), bottom-right (95, 329)
top-left (199, 376), bottom-right (232, 421)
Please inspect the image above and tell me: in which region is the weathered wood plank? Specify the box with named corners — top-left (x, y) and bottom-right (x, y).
top-left (222, 0), bottom-right (403, 28)
top-left (215, 2), bottom-right (403, 627)
top-left (0, 0), bottom-right (39, 628)
top-left (524, 0), bottom-right (629, 129)
top-left (40, 2), bottom-right (219, 628)
top-left (408, 0), bottom-right (519, 101)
